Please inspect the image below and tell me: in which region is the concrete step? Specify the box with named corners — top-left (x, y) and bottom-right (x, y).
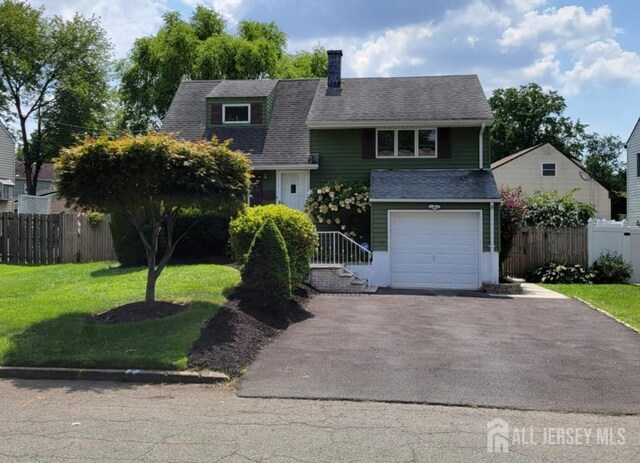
top-left (309, 266), bottom-right (372, 294)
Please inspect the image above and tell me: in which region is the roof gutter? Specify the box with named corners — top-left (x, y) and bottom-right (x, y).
top-left (479, 123), bottom-right (486, 169)
top-left (306, 119), bottom-right (494, 129)
top-left (369, 198), bottom-right (501, 203)
top-left (250, 164), bottom-right (319, 170)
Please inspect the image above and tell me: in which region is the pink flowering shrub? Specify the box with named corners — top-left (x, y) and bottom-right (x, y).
top-left (500, 186), bottom-right (527, 266)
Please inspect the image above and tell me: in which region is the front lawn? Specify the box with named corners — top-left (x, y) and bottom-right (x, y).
top-left (541, 284), bottom-right (640, 331)
top-left (0, 262), bottom-right (239, 369)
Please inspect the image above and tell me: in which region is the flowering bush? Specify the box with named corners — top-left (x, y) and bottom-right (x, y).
top-left (305, 180), bottom-right (370, 240)
top-left (500, 186), bottom-right (527, 264)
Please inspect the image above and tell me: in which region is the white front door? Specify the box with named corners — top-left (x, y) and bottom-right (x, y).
top-left (389, 211), bottom-right (481, 290)
top-left (279, 171), bottom-right (308, 210)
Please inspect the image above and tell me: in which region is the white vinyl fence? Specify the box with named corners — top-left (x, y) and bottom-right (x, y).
top-left (588, 220), bottom-right (640, 283)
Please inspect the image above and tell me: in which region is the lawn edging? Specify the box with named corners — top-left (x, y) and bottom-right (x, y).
top-left (0, 366), bottom-right (228, 384)
top-left (573, 297), bottom-right (640, 335)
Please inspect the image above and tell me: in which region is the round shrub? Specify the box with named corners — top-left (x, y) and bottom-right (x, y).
top-left (528, 262), bottom-right (594, 284)
top-left (241, 219), bottom-right (292, 314)
top-left (229, 204), bottom-right (318, 287)
top-left (591, 252), bottom-right (633, 284)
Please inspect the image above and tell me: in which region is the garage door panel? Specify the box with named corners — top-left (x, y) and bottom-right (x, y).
top-left (390, 211), bottom-right (480, 290)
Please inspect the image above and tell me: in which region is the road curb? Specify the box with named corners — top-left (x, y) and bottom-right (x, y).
top-left (0, 366), bottom-right (229, 384)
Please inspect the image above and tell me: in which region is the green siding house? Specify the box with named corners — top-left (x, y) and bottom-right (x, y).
top-left (162, 50), bottom-right (501, 290)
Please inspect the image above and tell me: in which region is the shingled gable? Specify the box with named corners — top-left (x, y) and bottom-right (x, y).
top-left (161, 79), bottom-right (319, 168)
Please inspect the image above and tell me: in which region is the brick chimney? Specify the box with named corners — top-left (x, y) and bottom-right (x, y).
top-left (327, 50), bottom-right (342, 88)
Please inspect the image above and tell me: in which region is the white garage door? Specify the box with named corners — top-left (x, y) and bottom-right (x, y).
top-left (390, 211), bottom-right (481, 290)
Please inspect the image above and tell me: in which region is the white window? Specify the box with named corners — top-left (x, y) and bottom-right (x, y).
top-left (223, 104), bottom-right (250, 124)
top-left (0, 181), bottom-right (14, 201)
top-left (541, 162), bottom-right (556, 177)
top-left (376, 129), bottom-right (437, 158)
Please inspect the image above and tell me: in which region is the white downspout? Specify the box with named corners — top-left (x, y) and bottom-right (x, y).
top-left (479, 123), bottom-right (486, 169)
top-left (490, 203), bottom-right (495, 254)
top-left (490, 202), bottom-right (497, 283)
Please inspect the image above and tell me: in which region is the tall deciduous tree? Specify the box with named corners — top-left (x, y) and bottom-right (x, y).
top-left (56, 133), bottom-right (251, 303)
top-left (0, 0), bottom-right (112, 195)
top-left (275, 46), bottom-right (328, 79)
top-left (581, 133), bottom-right (626, 192)
top-left (119, 6), bottom-right (327, 131)
top-left (488, 83), bottom-right (587, 162)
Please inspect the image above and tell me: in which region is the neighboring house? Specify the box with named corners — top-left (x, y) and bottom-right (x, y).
top-left (162, 50), bottom-right (500, 290)
top-left (627, 118), bottom-right (640, 225)
top-left (492, 143), bottom-right (611, 219)
top-left (0, 122), bottom-right (16, 213)
top-left (14, 162), bottom-right (57, 196)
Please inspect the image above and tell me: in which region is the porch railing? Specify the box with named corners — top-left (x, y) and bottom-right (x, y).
top-left (312, 231), bottom-right (372, 266)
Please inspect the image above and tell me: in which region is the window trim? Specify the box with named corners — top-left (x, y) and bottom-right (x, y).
top-left (375, 128), bottom-right (438, 158)
top-left (222, 103), bottom-right (251, 124)
top-left (541, 162), bottom-right (557, 177)
top-left (636, 153), bottom-right (640, 177)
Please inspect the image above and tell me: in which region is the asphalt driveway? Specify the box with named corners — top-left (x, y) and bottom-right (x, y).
top-left (239, 291), bottom-right (640, 414)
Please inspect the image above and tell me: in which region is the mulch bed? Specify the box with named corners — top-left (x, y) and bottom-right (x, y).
top-left (87, 301), bottom-right (188, 324)
top-left (188, 285), bottom-right (317, 376)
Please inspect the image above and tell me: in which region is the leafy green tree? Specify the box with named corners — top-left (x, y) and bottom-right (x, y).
top-left (0, 0), bottom-right (112, 195)
top-left (489, 83), bottom-right (586, 162)
top-left (581, 133), bottom-right (626, 192)
top-left (56, 133), bottom-right (251, 303)
top-left (275, 46), bottom-right (328, 79)
top-left (119, 7), bottom-right (327, 130)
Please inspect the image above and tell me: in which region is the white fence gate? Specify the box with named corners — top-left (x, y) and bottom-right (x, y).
top-left (588, 220), bottom-right (640, 283)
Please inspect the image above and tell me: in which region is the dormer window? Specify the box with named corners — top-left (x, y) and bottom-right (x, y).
top-left (223, 104), bottom-right (250, 124)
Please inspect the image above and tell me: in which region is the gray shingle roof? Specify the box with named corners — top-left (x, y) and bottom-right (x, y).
top-left (370, 169), bottom-right (501, 201)
top-left (307, 75), bottom-right (493, 125)
top-left (207, 80), bottom-right (278, 98)
top-left (161, 80), bottom-right (220, 140)
top-left (161, 79), bottom-right (319, 167)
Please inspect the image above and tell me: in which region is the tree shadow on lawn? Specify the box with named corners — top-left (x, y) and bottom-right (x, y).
top-left (2, 298), bottom-right (230, 392)
top-left (90, 257), bottom-right (237, 278)
top-left (90, 265), bottom-right (145, 278)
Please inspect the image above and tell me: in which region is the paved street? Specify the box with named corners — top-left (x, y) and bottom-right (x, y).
top-left (0, 378), bottom-right (639, 462)
top-left (240, 293), bottom-right (640, 414)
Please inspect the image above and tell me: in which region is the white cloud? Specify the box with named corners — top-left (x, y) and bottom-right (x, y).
top-left (561, 40), bottom-right (640, 94)
top-left (292, 1), bottom-right (640, 96)
top-left (499, 5), bottom-right (616, 49)
top-left (33, 0), bottom-right (168, 58)
top-left (349, 24), bottom-right (433, 77)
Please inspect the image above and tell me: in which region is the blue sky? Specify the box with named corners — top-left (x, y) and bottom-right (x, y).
top-left (36, 0), bottom-right (640, 145)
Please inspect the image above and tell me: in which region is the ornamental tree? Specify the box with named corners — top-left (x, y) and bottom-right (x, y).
top-left (56, 133), bottom-right (251, 303)
top-left (499, 186), bottom-right (527, 266)
top-left (304, 180), bottom-right (370, 241)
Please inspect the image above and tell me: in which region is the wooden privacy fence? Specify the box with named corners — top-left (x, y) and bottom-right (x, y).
top-left (501, 227), bottom-right (588, 278)
top-left (0, 213), bottom-right (115, 264)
